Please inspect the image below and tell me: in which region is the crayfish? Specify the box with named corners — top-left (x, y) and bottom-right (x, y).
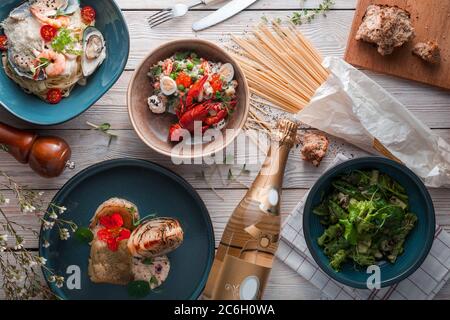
top-left (169, 75), bottom-right (236, 142)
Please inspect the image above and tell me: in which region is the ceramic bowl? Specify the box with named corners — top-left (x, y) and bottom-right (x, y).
top-left (303, 157), bottom-right (436, 289)
top-left (0, 0), bottom-right (129, 125)
top-left (127, 39), bottom-right (249, 159)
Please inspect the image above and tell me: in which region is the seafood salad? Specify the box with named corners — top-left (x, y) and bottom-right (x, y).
top-left (147, 51), bottom-right (238, 142)
top-left (0, 0), bottom-right (106, 104)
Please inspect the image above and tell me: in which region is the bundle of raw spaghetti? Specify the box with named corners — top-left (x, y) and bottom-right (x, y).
top-left (230, 22), bottom-right (329, 113)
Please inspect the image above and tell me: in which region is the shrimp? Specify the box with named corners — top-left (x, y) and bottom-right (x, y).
top-left (30, 6), bottom-right (70, 28)
top-left (37, 50), bottom-right (66, 77)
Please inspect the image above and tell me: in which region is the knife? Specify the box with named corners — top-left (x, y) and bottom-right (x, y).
top-left (192, 0), bottom-right (259, 31)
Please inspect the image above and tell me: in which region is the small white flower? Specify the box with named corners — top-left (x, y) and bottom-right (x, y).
top-left (49, 211), bottom-right (58, 220)
top-left (38, 192), bottom-right (45, 196)
top-left (42, 240), bottom-right (50, 248)
top-left (58, 206), bottom-right (67, 214)
top-left (59, 228), bottom-right (70, 240)
top-left (23, 205), bottom-right (36, 213)
top-left (0, 234), bottom-right (8, 242)
top-left (14, 239), bottom-right (24, 250)
top-left (43, 220), bottom-right (55, 231)
top-left (26, 260), bottom-right (37, 268)
top-left (0, 246), bottom-right (6, 252)
top-left (3, 198), bottom-right (10, 205)
top-left (48, 275), bottom-right (56, 283)
top-left (37, 256), bottom-right (47, 266)
top-left (55, 276), bottom-right (65, 288)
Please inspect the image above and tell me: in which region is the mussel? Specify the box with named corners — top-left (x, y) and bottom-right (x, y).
top-left (9, 2), bottom-right (31, 20)
top-left (7, 50), bottom-right (46, 81)
top-left (81, 27), bottom-right (106, 77)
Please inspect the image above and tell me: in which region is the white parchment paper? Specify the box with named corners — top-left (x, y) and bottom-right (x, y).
top-left (297, 57), bottom-right (450, 188)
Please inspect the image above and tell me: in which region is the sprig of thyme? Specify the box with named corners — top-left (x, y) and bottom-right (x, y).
top-left (86, 121), bottom-right (118, 146)
top-left (290, 0), bottom-right (335, 25)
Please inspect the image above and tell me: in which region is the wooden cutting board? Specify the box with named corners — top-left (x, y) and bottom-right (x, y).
top-left (344, 0), bottom-right (450, 90)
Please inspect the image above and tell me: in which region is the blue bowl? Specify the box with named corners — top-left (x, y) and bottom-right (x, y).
top-left (0, 0), bottom-right (129, 125)
top-left (303, 157), bottom-right (435, 289)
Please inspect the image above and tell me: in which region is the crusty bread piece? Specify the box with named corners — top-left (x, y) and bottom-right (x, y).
top-left (88, 240), bottom-right (132, 285)
top-left (356, 5), bottom-right (415, 56)
top-left (412, 41), bottom-right (441, 64)
top-left (89, 197), bottom-right (139, 230)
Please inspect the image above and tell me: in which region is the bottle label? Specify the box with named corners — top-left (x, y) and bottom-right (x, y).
top-left (212, 255), bottom-right (271, 300)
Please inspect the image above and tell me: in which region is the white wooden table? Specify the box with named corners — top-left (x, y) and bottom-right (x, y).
top-left (1, 0), bottom-right (450, 300)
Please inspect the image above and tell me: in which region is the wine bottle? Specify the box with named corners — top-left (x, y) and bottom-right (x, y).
top-left (203, 119), bottom-right (298, 300)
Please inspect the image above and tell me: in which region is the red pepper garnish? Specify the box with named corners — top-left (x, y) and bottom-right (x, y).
top-left (210, 74), bottom-right (223, 93)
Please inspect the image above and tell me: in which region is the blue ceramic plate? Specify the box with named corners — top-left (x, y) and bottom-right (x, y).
top-left (39, 159), bottom-right (215, 300)
top-left (303, 157), bottom-right (435, 289)
top-left (0, 0), bottom-right (129, 125)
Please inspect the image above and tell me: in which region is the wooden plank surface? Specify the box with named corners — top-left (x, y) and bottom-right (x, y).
top-left (115, 0), bottom-right (358, 10)
top-left (345, 0), bottom-right (450, 90)
top-left (1, 0), bottom-right (450, 300)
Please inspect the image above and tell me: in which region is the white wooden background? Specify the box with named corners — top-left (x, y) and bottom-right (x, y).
top-left (1, 0), bottom-right (450, 299)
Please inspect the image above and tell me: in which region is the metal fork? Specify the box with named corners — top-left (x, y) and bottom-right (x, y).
top-left (147, 0), bottom-right (216, 28)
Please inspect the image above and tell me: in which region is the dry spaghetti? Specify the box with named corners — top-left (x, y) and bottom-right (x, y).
top-left (230, 22), bottom-right (329, 114)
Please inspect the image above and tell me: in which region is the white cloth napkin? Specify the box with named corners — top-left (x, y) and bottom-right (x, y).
top-left (276, 154), bottom-right (450, 300)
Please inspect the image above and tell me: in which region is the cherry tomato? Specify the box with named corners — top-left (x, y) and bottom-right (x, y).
top-left (81, 6), bottom-right (96, 24)
top-left (0, 35), bottom-right (8, 51)
top-left (210, 74), bottom-right (223, 93)
top-left (46, 89), bottom-right (63, 104)
top-left (40, 25), bottom-right (58, 42)
top-left (176, 72), bottom-right (192, 88)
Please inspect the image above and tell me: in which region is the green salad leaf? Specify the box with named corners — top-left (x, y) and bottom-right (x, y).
top-left (313, 170), bottom-right (418, 271)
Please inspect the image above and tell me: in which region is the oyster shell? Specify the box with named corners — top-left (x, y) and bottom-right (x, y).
top-left (81, 27), bottom-right (106, 77)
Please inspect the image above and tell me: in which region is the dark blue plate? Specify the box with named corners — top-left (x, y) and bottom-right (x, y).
top-left (303, 157), bottom-right (435, 289)
top-left (0, 0), bottom-right (129, 125)
top-left (39, 158), bottom-right (214, 300)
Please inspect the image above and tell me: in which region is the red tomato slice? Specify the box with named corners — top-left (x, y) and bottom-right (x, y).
top-left (176, 72), bottom-right (192, 88)
top-left (46, 89), bottom-right (63, 104)
top-left (40, 25), bottom-right (58, 42)
top-left (210, 74), bottom-right (223, 93)
top-left (81, 6), bottom-right (96, 24)
top-left (0, 35), bottom-right (8, 51)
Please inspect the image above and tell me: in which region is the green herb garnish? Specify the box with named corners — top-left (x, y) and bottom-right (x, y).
top-left (51, 28), bottom-right (78, 54)
top-left (142, 258), bottom-right (153, 265)
top-left (128, 281), bottom-right (150, 298)
top-left (74, 227), bottom-right (94, 243)
top-left (175, 51), bottom-right (190, 60)
top-left (86, 121), bottom-right (118, 146)
top-left (149, 276), bottom-right (159, 287)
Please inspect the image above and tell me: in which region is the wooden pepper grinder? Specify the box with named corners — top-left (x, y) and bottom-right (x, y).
top-left (0, 122), bottom-right (74, 178)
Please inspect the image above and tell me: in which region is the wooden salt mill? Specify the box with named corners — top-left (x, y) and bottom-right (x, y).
top-left (0, 122), bottom-right (74, 178)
